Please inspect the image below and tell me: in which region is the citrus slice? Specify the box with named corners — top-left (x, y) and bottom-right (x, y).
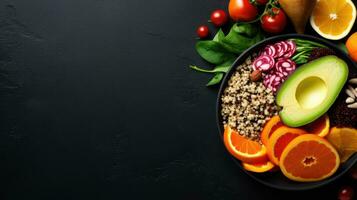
top-left (327, 127), bottom-right (357, 162)
top-left (346, 32), bottom-right (357, 62)
top-left (267, 127), bottom-right (307, 165)
top-left (302, 115), bottom-right (330, 137)
top-left (242, 160), bottom-right (275, 173)
top-left (280, 135), bottom-right (340, 182)
top-left (310, 0), bottom-right (356, 40)
top-left (261, 115), bottom-right (284, 146)
top-left (223, 126), bottom-right (268, 163)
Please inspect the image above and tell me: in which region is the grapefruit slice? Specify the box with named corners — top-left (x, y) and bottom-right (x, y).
top-left (302, 115), bottom-right (330, 137)
top-left (310, 0), bottom-right (356, 40)
top-left (267, 127), bottom-right (307, 165)
top-left (223, 126), bottom-right (268, 163)
top-left (261, 115), bottom-right (284, 146)
top-left (242, 160), bottom-right (275, 173)
top-left (280, 135), bottom-right (340, 182)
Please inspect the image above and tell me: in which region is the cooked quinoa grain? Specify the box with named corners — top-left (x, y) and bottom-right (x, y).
top-left (221, 57), bottom-right (280, 141)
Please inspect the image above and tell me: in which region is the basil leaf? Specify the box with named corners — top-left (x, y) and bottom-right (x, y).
top-left (195, 41), bottom-right (235, 64)
top-left (206, 73), bottom-right (224, 86)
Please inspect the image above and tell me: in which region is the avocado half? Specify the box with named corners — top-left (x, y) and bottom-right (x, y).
top-left (276, 56), bottom-right (349, 127)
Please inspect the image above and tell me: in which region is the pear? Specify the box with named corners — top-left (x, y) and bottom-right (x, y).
top-left (278, 0), bottom-right (317, 34)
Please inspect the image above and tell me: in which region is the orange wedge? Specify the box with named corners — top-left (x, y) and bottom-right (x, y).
top-left (310, 0), bottom-right (356, 40)
top-left (223, 126), bottom-right (268, 164)
top-left (242, 160), bottom-right (275, 173)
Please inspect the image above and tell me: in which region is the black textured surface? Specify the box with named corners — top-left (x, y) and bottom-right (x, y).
top-left (0, 0), bottom-right (356, 199)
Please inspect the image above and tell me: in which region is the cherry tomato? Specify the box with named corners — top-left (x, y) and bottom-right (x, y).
top-left (338, 186), bottom-right (354, 200)
top-left (261, 8), bottom-right (287, 34)
top-left (196, 25), bottom-right (209, 39)
top-left (255, 0), bottom-right (269, 5)
top-left (228, 0), bottom-right (258, 21)
top-left (210, 9), bottom-right (228, 27)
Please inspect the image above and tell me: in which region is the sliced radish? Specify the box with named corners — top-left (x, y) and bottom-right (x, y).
top-left (283, 40), bottom-right (296, 58)
top-left (253, 55), bottom-right (275, 71)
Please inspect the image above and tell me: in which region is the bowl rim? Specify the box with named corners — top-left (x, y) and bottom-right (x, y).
top-left (216, 33), bottom-right (357, 191)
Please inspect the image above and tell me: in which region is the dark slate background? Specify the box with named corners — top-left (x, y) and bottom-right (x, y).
top-left (0, 0), bottom-right (356, 199)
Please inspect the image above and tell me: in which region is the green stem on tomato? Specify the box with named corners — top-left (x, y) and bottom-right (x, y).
top-left (245, 0), bottom-right (278, 24)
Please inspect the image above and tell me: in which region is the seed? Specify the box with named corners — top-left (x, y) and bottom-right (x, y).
top-left (347, 102), bottom-right (357, 109)
top-left (349, 78), bottom-right (357, 85)
top-left (346, 97), bottom-right (355, 104)
top-left (348, 85), bottom-right (357, 97)
top-left (346, 88), bottom-right (355, 98)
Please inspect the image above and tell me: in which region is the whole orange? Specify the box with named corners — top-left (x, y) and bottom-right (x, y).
top-left (346, 32), bottom-right (357, 62)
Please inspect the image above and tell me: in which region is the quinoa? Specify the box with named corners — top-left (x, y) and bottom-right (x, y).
top-left (221, 57), bottom-right (280, 141)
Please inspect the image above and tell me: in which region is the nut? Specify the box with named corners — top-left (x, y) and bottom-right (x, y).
top-left (250, 70), bottom-right (262, 82)
top-left (346, 88), bottom-right (355, 98)
top-left (349, 78), bottom-right (357, 85)
top-left (346, 97), bottom-right (355, 104)
top-left (347, 102), bottom-right (357, 109)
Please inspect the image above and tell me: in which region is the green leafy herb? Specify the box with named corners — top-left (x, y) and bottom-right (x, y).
top-left (291, 38), bottom-right (327, 65)
top-left (195, 41), bottom-right (235, 64)
top-left (191, 23), bottom-right (264, 86)
top-left (213, 29), bottom-right (225, 42)
top-left (206, 73), bottom-right (224, 86)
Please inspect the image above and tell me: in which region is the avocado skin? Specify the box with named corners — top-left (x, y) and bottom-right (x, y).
top-left (276, 55), bottom-right (349, 127)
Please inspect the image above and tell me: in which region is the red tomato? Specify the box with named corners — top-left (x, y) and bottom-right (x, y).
top-left (196, 25), bottom-right (209, 39)
top-left (338, 186), bottom-right (354, 200)
top-left (228, 0), bottom-right (258, 21)
top-left (261, 8), bottom-right (287, 34)
top-left (256, 0), bottom-right (269, 5)
top-left (210, 9), bottom-right (228, 27)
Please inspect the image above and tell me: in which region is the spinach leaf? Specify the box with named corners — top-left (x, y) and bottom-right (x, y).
top-left (190, 65), bottom-right (230, 73)
top-left (233, 23), bottom-right (258, 37)
top-left (206, 73), bottom-right (224, 86)
top-left (189, 58), bottom-right (235, 74)
top-left (221, 24), bottom-right (264, 54)
top-left (213, 29), bottom-right (225, 42)
top-left (195, 41), bottom-right (235, 64)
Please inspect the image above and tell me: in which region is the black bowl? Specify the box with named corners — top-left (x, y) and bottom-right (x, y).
top-left (216, 34), bottom-right (357, 190)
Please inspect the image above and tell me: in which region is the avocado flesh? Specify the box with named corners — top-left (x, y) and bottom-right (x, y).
top-left (276, 56), bottom-right (349, 127)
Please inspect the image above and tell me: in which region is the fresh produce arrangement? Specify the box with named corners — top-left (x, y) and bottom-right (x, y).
top-left (190, 0), bottom-right (356, 86)
top-left (190, 0), bottom-right (357, 195)
top-left (221, 38), bottom-right (357, 182)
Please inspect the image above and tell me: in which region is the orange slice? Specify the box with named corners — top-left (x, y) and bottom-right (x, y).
top-left (267, 127), bottom-right (307, 165)
top-left (327, 127), bottom-right (357, 162)
top-left (346, 32), bottom-right (357, 62)
top-left (301, 115), bottom-right (330, 137)
top-left (280, 135), bottom-right (340, 182)
top-left (242, 160), bottom-right (275, 173)
top-left (261, 115), bottom-right (284, 146)
top-left (310, 0), bottom-right (356, 40)
top-left (223, 126), bottom-right (268, 164)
